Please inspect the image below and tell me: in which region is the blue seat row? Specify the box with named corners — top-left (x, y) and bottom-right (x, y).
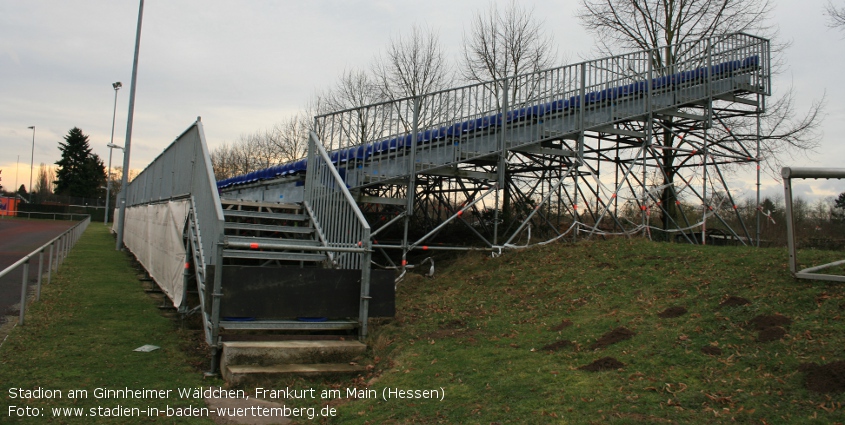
top-left (217, 55), bottom-right (759, 190)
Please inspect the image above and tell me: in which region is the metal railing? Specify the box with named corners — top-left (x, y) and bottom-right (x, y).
top-left (119, 119), bottom-right (224, 270)
top-left (312, 32), bottom-right (769, 186)
top-left (5, 211), bottom-right (92, 221)
top-left (304, 130), bottom-right (373, 337)
top-left (0, 216), bottom-right (91, 326)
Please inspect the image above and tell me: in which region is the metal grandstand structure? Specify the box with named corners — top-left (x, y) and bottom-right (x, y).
top-left (118, 32), bottom-right (770, 373)
top-left (220, 32), bottom-right (770, 253)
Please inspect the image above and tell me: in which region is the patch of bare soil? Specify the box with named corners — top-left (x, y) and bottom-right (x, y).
top-left (441, 319), bottom-right (466, 329)
top-left (719, 296), bottom-right (751, 308)
top-left (700, 346), bottom-right (722, 356)
top-left (426, 319), bottom-right (479, 342)
top-left (800, 361), bottom-right (845, 393)
top-left (748, 314), bottom-right (792, 331)
top-left (540, 340), bottom-right (573, 352)
top-left (579, 356), bottom-right (625, 371)
top-left (657, 306), bottom-right (687, 318)
top-left (757, 326), bottom-right (787, 342)
top-left (550, 319), bottom-right (573, 331)
top-left (589, 327), bottom-right (635, 350)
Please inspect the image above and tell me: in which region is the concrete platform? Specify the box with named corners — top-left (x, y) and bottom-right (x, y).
top-left (220, 340), bottom-right (367, 384)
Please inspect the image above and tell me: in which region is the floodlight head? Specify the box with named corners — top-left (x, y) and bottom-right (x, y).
top-left (113, 82), bottom-right (122, 90)
top-left (107, 143), bottom-right (124, 150)
top-left (27, 126), bottom-right (34, 130)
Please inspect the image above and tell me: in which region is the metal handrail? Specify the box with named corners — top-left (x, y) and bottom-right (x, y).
top-left (0, 216), bottom-right (91, 326)
top-left (303, 130), bottom-right (373, 339)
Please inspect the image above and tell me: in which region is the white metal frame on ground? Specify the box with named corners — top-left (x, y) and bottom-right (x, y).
top-left (782, 167), bottom-right (845, 282)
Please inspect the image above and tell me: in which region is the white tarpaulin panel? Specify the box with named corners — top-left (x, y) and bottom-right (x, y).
top-left (122, 200), bottom-right (190, 307)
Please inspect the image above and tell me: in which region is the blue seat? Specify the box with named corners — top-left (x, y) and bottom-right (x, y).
top-left (293, 159), bottom-right (307, 173)
top-left (353, 145), bottom-right (371, 160)
top-left (742, 56), bottom-right (759, 69)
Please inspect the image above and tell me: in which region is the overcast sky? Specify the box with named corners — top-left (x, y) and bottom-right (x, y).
top-left (1, 0), bottom-right (842, 203)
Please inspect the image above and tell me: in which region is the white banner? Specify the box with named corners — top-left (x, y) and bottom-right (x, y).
top-left (122, 200), bottom-right (190, 307)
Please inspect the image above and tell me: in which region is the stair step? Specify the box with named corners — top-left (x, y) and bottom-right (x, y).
top-left (224, 222), bottom-right (313, 234)
top-left (223, 209), bottom-right (307, 221)
top-left (221, 199), bottom-right (301, 210)
top-left (221, 250), bottom-right (327, 262)
top-left (225, 363), bottom-right (365, 385)
top-left (226, 235), bottom-right (322, 249)
top-left (219, 319), bottom-right (357, 331)
top-left (221, 340), bottom-right (366, 367)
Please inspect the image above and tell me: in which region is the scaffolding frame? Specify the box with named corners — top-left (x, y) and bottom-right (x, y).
top-left (220, 32), bottom-right (771, 270)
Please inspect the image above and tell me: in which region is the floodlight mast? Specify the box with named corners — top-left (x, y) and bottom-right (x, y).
top-left (116, 0), bottom-right (144, 250)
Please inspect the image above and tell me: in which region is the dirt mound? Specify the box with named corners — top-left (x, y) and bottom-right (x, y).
top-left (757, 326), bottom-right (787, 342)
top-left (579, 357), bottom-right (625, 371)
top-left (657, 306), bottom-right (687, 318)
top-left (800, 361), bottom-right (845, 393)
top-left (719, 296), bottom-right (751, 308)
top-left (749, 314), bottom-right (791, 331)
top-left (550, 319), bottom-right (573, 331)
top-left (701, 346), bottom-right (722, 356)
top-left (589, 327), bottom-right (635, 350)
top-left (540, 340), bottom-right (573, 352)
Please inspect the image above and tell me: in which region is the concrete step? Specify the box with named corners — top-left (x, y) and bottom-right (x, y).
top-left (219, 319), bottom-right (358, 331)
top-left (225, 363), bottom-right (366, 385)
top-left (221, 340), bottom-right (366, 368)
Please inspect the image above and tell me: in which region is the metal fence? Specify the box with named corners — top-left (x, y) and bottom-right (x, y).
top-left (119, 119), bottom-right (224, 268)
top-left (0, 216), bottom-right (90, 326)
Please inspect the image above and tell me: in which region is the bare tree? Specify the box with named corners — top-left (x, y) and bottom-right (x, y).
top-left (210, 142), bottom-right (234, 180)
top-left (828, 1), bottom-right (845, 28)
top-left (108, 166), bottom-right (139, 196)
top-left (373, 25), bottom-right (454, 131)
top-left (33, 163), bottom-right (55, 197)
top-left (267, 113), bottom-right (310, 162)
top-left (375, 25), bottom-right (453, 101)
top-left (462, 1), bottom-right (556, 107)
top-left (322, 68), bottom-right (388, 146)
top-left (578, 0), bottom-right (824, 229)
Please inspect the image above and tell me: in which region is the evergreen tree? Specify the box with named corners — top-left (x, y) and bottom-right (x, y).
top-left (834, 192), bottom-right (845, 221)
top-left (54, 127), bottom-right (106, 199)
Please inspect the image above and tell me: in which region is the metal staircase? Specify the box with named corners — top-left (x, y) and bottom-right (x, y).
top-left (220, 199), bottom-right (326, 265)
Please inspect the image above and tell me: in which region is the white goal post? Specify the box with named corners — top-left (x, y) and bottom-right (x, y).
top-left (782, 167), bottom-right (845, 282)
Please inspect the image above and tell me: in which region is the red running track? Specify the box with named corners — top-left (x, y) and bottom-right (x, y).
top-left (0, 218), bottom-right (77, 324)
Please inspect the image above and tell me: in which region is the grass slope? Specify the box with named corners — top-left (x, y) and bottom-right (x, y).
top-left (287, 239), bottom-right (844, 424)
top-left (0, 225), bottom-right (219, 424)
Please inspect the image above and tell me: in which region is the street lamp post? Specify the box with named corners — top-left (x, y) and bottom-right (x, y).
top-left (27, 126), bottom-right (35, 200)
top-left (104, 82), bottom-right (123, 224)
top-left (14, 155), bottom-right (19, 198)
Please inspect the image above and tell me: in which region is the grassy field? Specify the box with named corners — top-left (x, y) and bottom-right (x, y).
top-left (0, 224), bottom-right (220, 424)
top-left (1, 223), bottom-right (843, 424)
top-left (269, 238), bottom-right (844, 424)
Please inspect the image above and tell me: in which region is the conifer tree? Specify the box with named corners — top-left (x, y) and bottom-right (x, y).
top-left (54, 127), bottom-right (106, 198)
